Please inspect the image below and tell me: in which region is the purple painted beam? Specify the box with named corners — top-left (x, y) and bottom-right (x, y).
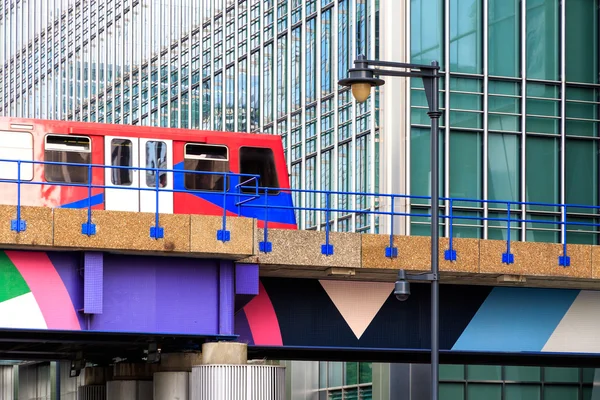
top-left (235, 263), bottom-right (259, 296)
top-left (235, 263), bottom-right (259, 312)
top-left (219, 261), bottom-right (234, 335)
top-left (84, 252), bottom-right (103, 314)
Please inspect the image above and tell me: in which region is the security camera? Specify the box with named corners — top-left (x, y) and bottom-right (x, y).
top-left (394, 279), bottom-right (410, 301)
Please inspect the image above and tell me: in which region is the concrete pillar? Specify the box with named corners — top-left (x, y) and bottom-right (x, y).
top-left (201, 342), bottom-right (247, 365)
top-left (78, 366), bottom-right (112, 400)
top-left (106, 363), bottom-right (157, 400)
top-left (190, 342), bottom-right (286, 400)
top-left (153, 353), bottom-right (203, 400)
top-left (106, 380), bottom-right (153, 400)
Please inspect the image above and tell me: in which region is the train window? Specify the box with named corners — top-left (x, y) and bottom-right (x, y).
top-left (44, 135), bottom-right (91, 183)
top-left (239, 147), bottom-right (279, 194)
top-left (184, 144), bottom-right (229, 192)
top-left (110, 139), bottom-right (133, 186)
top-left (145, 141), bottom-right (168, 187)
top-left (0, 131), bottom-right (34, 181)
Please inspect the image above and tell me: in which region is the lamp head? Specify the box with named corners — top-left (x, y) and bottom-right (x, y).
top-left (394, 270), bottom-right (411, 302)
top-left (338, 58), bottom-right (385, 103)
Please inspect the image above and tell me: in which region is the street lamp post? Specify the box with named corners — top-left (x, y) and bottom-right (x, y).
top-left (339, 55), bottom-right (442, 400)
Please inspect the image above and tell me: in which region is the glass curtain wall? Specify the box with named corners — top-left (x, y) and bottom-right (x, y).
top-left (0, 0), bottom-right (380, 233)
top-left (409, 0), bottom-right (600, 244)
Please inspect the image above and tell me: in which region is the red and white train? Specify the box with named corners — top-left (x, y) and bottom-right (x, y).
top-left (0, 117), bottom-right (297, 229)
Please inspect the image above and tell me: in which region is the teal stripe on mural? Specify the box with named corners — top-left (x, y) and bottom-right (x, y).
top-left (452, 287), bottom-right (579, 352)
top-left (0, 251), bottom-right (31, 303)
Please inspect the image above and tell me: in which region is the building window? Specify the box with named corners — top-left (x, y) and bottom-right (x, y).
top-left (110, 139), bottom-right (133, 186)
top-left (318, 361), bottom-right (373, 399)
top-left (239, 147), bottom-right (279, 194)
top-left (184, 143), bottom-right (229, 192)
top-left (44, 135), bottom-right (91, 183)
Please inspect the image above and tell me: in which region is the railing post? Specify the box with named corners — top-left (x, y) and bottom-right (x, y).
top-left (385, 195), bottom-right (398, 258)
top-left (11, 160), bottom-right (27, 232)
top-left (149, 166), bottom-right (164, 239)
top-left (321, 192), bottom-right (334, 255)
top-left (259, 187), bottom-right (272, 253)
top-left (502, 201), bottom-right (514, 264)
top-left (559, 203), bottom-right (571, 267)
top-left (444, 199), bottom-right (457, 261)
top-left (81, 164), bottom-right (96, 236)
top-left (217, 172), bottom-right (231, 242)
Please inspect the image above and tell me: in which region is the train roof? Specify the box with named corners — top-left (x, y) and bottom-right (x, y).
top-left (0, 116), bottom-right (283, 144)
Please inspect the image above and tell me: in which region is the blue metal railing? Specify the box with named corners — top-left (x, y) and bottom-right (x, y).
top-left (1, 158), bottom-right (599, 267)
top-left (0, 158), bottom-right (261, 242)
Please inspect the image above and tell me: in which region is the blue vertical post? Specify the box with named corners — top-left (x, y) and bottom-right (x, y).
top-left (11, 160), bottom-right (26, 232)
top-left (502, 201), bottom-right (514, 264)
top-left (385, 196), bottom-right (398, 258)
top-left (259, 187), bottom-right (272, 252)
top-left (444, 199), bottom-right (456, 260)
top-left (81, 164), bottom-right (96, 235)
top-left (321, 192), bottom-right (334, 255)
top-left (150, 166), bottom-right (164, 239)
top-left (559, 204), bottom-right (570, 266)
top-left (217, 172), bottom-right (231, 242)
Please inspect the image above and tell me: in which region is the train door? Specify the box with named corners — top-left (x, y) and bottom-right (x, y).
top-left (104, 136), bottom-right (140, 212)
top-left (139, 138), bottom-right (173, 214)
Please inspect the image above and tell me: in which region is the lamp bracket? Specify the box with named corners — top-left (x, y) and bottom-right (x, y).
top-left (405, 272), bottom-right (438, 282)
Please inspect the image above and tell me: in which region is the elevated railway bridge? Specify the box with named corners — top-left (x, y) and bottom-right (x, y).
top-left (0, 157), bottom-right (600, 398)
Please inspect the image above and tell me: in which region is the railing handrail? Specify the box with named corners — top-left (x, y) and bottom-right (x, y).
top-left (0, 158), bottom-right (594, 266)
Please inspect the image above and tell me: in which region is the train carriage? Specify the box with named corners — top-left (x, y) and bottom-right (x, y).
top-left (0, 117), bottom-right (297, 230)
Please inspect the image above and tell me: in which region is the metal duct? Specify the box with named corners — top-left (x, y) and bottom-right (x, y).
top-left (191, 365), bottom-right (285, 400)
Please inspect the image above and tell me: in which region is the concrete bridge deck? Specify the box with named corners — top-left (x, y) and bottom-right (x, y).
top-left (2, 204), bottom-right (599, 290)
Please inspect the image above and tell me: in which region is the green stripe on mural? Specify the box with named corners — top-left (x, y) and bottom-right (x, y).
top-left (0, 252), bottom-right (31, 303)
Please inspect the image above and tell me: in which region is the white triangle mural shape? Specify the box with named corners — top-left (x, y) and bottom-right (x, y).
top-left (319, 280), bottom-right (394, 339)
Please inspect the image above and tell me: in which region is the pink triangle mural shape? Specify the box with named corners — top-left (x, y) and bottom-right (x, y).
top-left (319, 280), bottom-right (394, 339)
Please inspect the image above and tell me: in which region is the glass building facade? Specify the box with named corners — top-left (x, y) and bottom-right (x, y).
top-left (408, 0), bottom-right (600, 244)
top-left (0, 0), bottom-right (380, 233)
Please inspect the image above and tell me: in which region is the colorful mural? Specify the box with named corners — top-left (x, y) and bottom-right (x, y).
top-left (235, 277), bottom-right (600, 355)
top-left (2, 248), bottom-right (600, 356)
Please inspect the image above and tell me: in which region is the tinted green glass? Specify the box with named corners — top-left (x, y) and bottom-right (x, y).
top-left (544, 386), bottom-right (579, 400)
top-left (440, 364), bottom-right (465, 380)
top-left (566, 88), bottom-right (598, 137)
top-left (566, 139), bottom-right (597, 213)
top-left (488, 211), bottom-right (521, 241)
top-left (345, 362), bottom-right (358, 385)
top-left (505, 366), bottom-right (541, 381)
top-left (566, 216), bottom-right (597, 245)
top-left (359, 362), bottom-right (372, 384)
top-left (410, 127), bottom-right (445, 206)
top-left (566, 0), bottom-right (598, 83)
top-left (544, 367), bottom-right (580, 383)
top-left (525, 136), bottom-right (558, 210)
top-left (489, 0), bottom-right (520, 77)
top-left (449, 0), bottom-right (482, 73)
top-left (467, 365), bottom-right (502, 381)
top-left (526, 0), bottom-right (559, 80)
top-left (411, 0), bottom-right (444, 65)
top-left (440, 383), bottom-right (465, 400)
top-left (525, 213), bottom-right (559, 243)
top-left (505, 384), bottom-right (541, 400)
top-left (449, 131), bottom-right (482, 205)
top-left (488, 134), bottom-right (520, 204)
top-left (452, 210), bottom-right (482, 239)
top-left (468, 383), bottom-right (501, 399)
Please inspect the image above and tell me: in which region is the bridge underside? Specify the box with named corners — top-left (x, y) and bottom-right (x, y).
top-left (1, 206), bottom-right (600, 367)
